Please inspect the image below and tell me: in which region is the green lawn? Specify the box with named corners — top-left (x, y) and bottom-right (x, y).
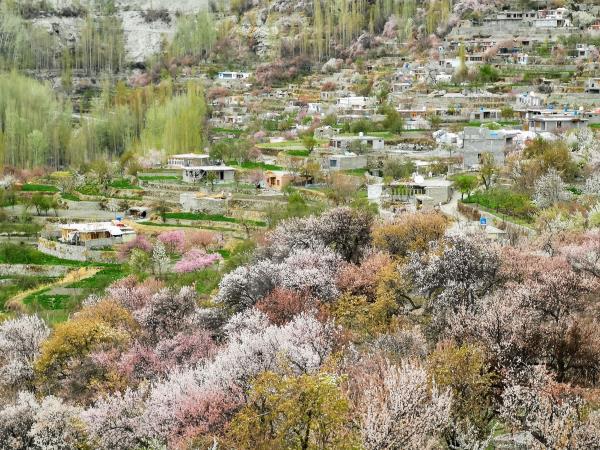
top-left (343, 168), bottom-right (368, 176)
top-left (67, 266), bottom-right (126, 290)
top-left (0, 276), bottom-right (55, 310)
top-left (61, 193), bottom-right (80, 202)
top-left (21, 184), bottom-right (58, 193)
top-left (212, 127), bottom-right (243, 136)
top-left (286, 150), bottom-right (311, 157)
top-left (165, 212), bottom-right (266, 227)
top-left (0, 243), bottom-right (117, 267)
top-left (227, 161), bottom-right (284, 171)
top-left (110, 179), bottom-right (141, 190)
top-left (138, 175), bottom-right (182, 181)
top-left (19, 266), bottom-right (126, 325)
top-left (0, 221), bottom-right (42, 235)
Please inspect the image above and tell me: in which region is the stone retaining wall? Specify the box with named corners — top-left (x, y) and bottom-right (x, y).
top-left (0, 264), bottom-right (71, 278)
top-left (37, 238), bottom-right (117, 263)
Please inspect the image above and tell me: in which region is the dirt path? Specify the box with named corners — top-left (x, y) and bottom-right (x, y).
top-left (6, 266), bottom-right (100, 312)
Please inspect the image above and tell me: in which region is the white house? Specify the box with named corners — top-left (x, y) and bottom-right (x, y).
top-left (59, 220), bottom-right (136, 248)
top-left (168, 153), bottom-right (210, 169)
top-left (217, 71), bottom-right (250, 80)
top-left (183, 166), bottom-right (236, 184)
top-left (534, 8), bottom-right (571, 28)
top-left (330, 133), bottom-right (385, 151)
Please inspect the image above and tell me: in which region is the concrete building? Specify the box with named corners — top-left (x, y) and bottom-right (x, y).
top-left (369, 177), bottom-right (453, 209)
top-left (183, 166), bottom-right (236, 184)
top-left (528, 115), bottom-right (588, 133)
top-left (330, 133), bottom-right (385, 151)
top-left (328, 154), bottom-right (367, 171)
top-left (585, 78), bottom-right (600, 94)
top-left (469, 108), bottom-right (501, 122)
top-left (534, 8), bottom-right (571, 28)
top-left (264, 171), bottom-right (305, 191)
top-left (168, 153), bottom-right (210, 169)
top-left (180, 192), bottom-right (229, 215)
top-left (461, 126), bottom-right (519, 167)
top-left (217, 71), bottom-right (250, 80)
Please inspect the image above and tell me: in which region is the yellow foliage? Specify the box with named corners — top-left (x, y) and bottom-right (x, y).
top-left (373, 212), bottom-right (448, 258)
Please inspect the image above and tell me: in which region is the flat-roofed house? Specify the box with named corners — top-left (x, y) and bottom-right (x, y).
top-left (217, 71), bottom-right (250, 80)
top-left (168, 154), bottom-right (210, 169)
top-left (528, 115), bottom-right (588, 133)
top-left (328, 154), bottom-right (367, 171)
top-left (330, 133), bottom-right (385, 151)
top-left (183, 166), bottom-right (236, 184)
top-left (461, 126), bottom-right (520, 167)
top-left (264, 170), bottom-right (305, 191)
top-left (60, 220), bottom-right (136, 249)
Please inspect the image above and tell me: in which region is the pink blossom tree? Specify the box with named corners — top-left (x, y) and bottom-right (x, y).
top-left (117, 235), bottom-right (152, 261)
top-left (174, 249), bottom-right (222, 273)
top-left (158, 230), bottom-right (186, 254)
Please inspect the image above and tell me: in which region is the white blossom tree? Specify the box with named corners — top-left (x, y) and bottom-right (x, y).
top-left (533, 169), bottom-right (571, 209)
top-left (0, 392), bottom-right (83, 450)
top-left (0, 315), bottom-right (49, 394)
top-left (358, 360), bottom-right (452, 450)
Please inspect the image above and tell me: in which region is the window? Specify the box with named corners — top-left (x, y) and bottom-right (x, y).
top-left (330, 160), bottom-right (337, 167)
top-left (557, 121), bottom-right (562, 128)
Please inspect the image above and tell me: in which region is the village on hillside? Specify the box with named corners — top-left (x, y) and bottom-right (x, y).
top-left (1, 0), bottom-right (600, 448)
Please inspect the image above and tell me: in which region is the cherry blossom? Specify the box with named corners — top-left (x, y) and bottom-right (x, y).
top-left (174, 249), bottom-right (222, 273)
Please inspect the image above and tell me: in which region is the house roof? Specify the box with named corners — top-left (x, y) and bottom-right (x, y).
top-left (170, 153), bottom-right (210, 159)
top-left (61, 221), bottom-right (133, 236)
top-left (185, 166), bottom-right (236, 171)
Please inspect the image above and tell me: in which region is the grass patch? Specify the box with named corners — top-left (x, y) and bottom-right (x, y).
top-left (0, 243), bottom-right (117, 267)
top-left (67, 266), bottom-right (126, 290)
top-left (138, 175), bottom-right (181, 181)
top-left (110, 179), bottom-right (140, 190)
top-left (61, 192), bottom-right (80, 202)
top-left (137, 221), bottom-right (238, 233)
top-left (463, 188), bottom-right (536, 224)
top-left (21, 184), bottom-right (58, 193)
top-left (165, 212), bottom-right (266, 227)
top-left (227, 161), bottom-right (283, 171)
top-left (343, 168), bottom-right (368, 176)
top-left (0, 276), bottom-right (55, 310)
top-left (0, 221), bottom-right (42, 235)
top-left (23, 289), bottom-right (71, 310)
top-left (286, 150), bottom-right (310, 157)
top-left (212, 127), bottom-right (243, 136)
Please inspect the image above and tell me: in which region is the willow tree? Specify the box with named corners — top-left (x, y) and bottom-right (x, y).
top-left (140, 82), bottom-right (207, 156)
top-left (426, 0), bottom-right (453, 35)
top-left (0, 73), bottom-right (71, 168)
top-left (170, 11), bottom-right (216, 60)
top-left (0, 9), bottom-right (61, 70)
top-left (76, 15), bottom-right (125, 74)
